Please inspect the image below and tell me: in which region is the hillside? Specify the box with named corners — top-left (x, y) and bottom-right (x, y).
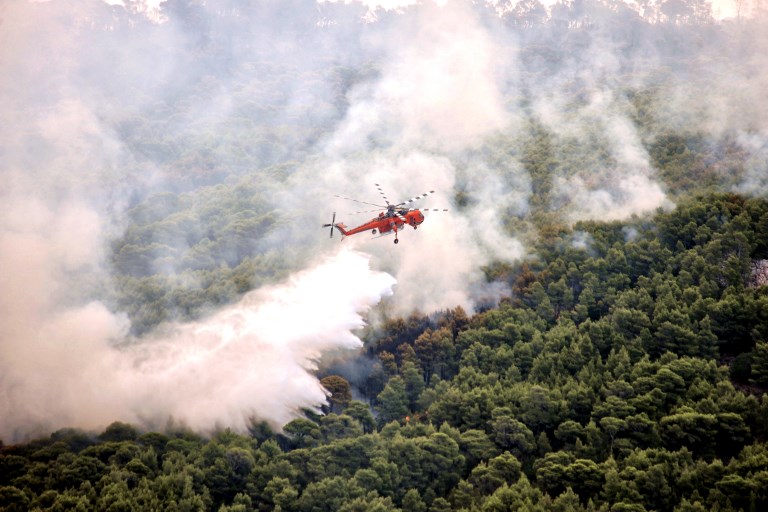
top-left (2, 1), bottom-right (768, 511)
top-left (2, 193), bottom-right (768, 511)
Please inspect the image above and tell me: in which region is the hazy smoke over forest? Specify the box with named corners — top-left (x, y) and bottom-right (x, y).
top-left (1, 0), bottom-right (767, 439)
top-left (0, 233), bottom-right (393, 438)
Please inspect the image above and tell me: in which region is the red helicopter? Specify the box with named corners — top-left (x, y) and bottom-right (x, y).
top-left (323, 183), bottom-right (447, 244)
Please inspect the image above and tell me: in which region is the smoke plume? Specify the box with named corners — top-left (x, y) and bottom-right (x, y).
top-left (3, 0), bottom-right (768, 440)
top-left (0, 246), bottom-right (393, 440)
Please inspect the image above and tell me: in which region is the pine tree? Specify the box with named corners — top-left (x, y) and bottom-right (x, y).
top-left (750, 341), bottom-right (768, 387)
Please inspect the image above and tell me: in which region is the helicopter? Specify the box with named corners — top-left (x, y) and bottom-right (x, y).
top-left (323, 183), bottom-right (447, 244)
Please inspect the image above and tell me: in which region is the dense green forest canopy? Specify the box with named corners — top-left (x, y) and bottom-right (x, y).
top-left (4, 192), bottom-right (768, 511)
top-left (2, 0), bottom-right (768, 511)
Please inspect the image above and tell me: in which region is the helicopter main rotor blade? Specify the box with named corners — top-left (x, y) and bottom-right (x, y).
top-left (419, 208), bottom-right (449, 212)
top-left (334, 194), bottom-right (386, 208)
top-left (397, 190), bottom-right (435, 207)
top-left (347, 209), bottom-right (381, 215)
top-left (374, 183), bottom-right (392, 206)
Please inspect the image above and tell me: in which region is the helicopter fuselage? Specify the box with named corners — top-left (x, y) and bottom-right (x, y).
top-left (334, 209), bottom-right (424, 240)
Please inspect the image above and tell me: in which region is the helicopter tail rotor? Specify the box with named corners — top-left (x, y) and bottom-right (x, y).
top-left (322, 212), bottom-right (337, 238)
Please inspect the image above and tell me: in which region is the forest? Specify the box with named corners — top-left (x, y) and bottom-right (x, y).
top-left (2, 0), bottom-right (768, 511)
top-left (5, 195), bottom-right (768, 511)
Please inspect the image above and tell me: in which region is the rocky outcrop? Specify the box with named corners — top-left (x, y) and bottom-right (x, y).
top-left (749, 260), bottom-right (768, 288)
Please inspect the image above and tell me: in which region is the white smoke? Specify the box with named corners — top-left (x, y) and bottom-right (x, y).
top-left (0, 190), bottom-right (130, 440)
top-left (0, 1), bottom-right (400, 441)
top-left (287, 148), bottom-right (526, 315)
top-left (4, 0), bottom-right (768, 442)
top-left (734, 131), bottom-right (768, 197)
top-left (124, 248), bottom-right (394, 431)
top-left (556, 173), bottom-right (671, 222)
top-left (529, 37), bottom-right (673, 221)
top-left (308, 0), bottom-right (526, 313)
top-left (326, 0), bottom-right (511, 154)
top-left (0, 247), bottom-right (394, 440)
